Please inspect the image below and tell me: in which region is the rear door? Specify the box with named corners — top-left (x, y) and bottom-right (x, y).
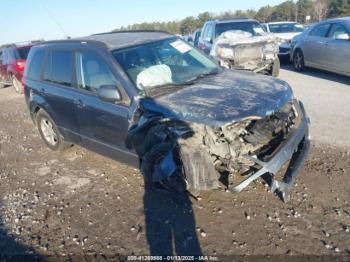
top-left (41, 49), bottom-right (81, 143)
top-left (73, 49), bottom-right (132, 153)
top-left (303, 23), bottom-right (331, 66)
top-left (323, 23), bottom-right (350, 75)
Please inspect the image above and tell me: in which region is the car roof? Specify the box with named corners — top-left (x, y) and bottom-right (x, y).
top-left (327, 16), bottom-right (350, 25)
top-left (39, 31), bottom-right (174, 50)
top-left (1, 44), bottom-right (33, 51)
top-left (209, 18), bottom-right (258, 25)
top-left (267, 21), bottom-right (297, 25)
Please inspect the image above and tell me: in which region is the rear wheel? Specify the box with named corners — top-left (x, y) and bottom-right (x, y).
top-left (36, 110), bottom-right (70, 151)
top-left (11, 75), bottom-right (23, 94)
top-left (293, 50), bottom-right (305, 72)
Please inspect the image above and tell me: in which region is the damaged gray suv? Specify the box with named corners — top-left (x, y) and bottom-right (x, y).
top-left (24, 31), bottom-right (310, 202)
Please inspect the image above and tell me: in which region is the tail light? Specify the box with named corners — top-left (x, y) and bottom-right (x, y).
top-left (198, 43), bottom-right (205, 50)
top-left (15, 59), bottom-right (26, 73)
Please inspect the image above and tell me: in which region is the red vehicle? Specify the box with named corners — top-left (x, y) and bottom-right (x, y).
top-left (0, 45), bottom-right (32, 93)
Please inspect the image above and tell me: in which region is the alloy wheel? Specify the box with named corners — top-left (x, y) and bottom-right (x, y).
top-left (40, 118), bottom-right (58, 146)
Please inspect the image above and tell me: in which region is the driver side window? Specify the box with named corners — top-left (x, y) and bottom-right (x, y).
top-left (75, 51), bottom-right (117, 93)
top-left (309, 23), bottom-right (331, 38)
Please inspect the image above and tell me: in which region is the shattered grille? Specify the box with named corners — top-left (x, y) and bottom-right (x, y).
top-left (243, 101), bottom-right (298, 161)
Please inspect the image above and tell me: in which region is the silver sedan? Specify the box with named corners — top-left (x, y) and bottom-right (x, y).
top-left (291, 17), bottom-right (350, 77)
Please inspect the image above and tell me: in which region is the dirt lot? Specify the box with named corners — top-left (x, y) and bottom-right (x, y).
top-left (0, 67), bottom-right (350, 260)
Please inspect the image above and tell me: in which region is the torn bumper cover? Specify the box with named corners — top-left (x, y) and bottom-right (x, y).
top-left (230, 101), bottom-right (310, 202)
top-left (129, 96), bottom-right (310, 202)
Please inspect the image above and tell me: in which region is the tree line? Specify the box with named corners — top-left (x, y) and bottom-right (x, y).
top-left (113, 0), bottom-right (350, 35)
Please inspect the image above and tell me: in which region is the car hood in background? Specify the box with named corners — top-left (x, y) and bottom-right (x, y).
top-left (274, 32), bottom-right (302, 41)
top-left (140, 70), bottom-right (293, 127)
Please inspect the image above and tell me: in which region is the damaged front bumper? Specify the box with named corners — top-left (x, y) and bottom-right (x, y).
top-left (229, 101), bottom-right (310, 202)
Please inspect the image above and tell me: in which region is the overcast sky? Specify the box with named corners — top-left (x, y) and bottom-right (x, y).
top-left (0, 0), bottom-right (286, 45)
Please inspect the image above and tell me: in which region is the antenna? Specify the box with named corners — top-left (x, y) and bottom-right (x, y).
top-left (41, 2), bottom-right (69, 39)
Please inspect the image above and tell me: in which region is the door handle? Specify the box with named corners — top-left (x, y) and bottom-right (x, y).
top-left (74, 99), bottom-right (85, 109)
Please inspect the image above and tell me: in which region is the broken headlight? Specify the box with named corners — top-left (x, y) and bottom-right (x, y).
top-left (216, 46), bottom-right (234, 59)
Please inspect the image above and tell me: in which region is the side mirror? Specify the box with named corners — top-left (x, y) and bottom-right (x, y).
top-left (335, 33), bottom-right (350, 41)
top-left (98, 85), bottom-right (122, 103)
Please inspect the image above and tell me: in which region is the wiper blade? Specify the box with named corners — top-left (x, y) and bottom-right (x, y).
top-left (183, 70), bottom-right (219, 85)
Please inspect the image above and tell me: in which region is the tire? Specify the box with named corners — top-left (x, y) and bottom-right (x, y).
top-left (35, 109), bottom-right (70, 151)
top-left (11, 75), bottom-right (23, 94)
top-left (141, 141), bottom-right (188, 195)
top-left (293, 49), bottom-right (305, 72)
top-left (270, 57), bottom-right (280, 77)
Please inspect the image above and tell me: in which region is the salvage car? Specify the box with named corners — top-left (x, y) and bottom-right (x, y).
top-left (24, 31), bottom-right (310, 202)
top-left (0, 45), bottom-right (33, 93)
top-left (263, 22), bottom-right (304, 60)
top-left (291, 17), bottom-right (350, 76)
top-left (198, 18), bottom-right (280, 76)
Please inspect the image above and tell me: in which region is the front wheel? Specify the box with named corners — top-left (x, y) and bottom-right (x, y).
top-left (36, 110), bottom-right (71, 151)
top-left (11, 75), bottom-right (23, 94)
top-left (293, 50), bottom-right (305, 72)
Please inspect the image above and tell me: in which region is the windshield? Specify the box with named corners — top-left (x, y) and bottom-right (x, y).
top-left (112, 38), bottom-right (218, 94)
top-left (215, 21), bottom-right (265, 38)
top-left (269, 23), bottom-right (304, 33)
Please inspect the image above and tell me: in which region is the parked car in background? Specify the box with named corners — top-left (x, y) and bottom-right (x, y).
top-left (263, 22), bottom-right (304, 59)
top-left (23, 31), bottom-right (309, 202)
top-left (291, 17), bottom-right (350, 77)
top-left (0, 45), bottom-right (33, 93)
top-left (190, 29), bottom-right (201, 48)
top-left (199, 18), bottom-right (280, 76)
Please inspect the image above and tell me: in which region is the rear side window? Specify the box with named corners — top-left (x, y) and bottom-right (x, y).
top-left (309, 24), bottom-right (331, 37)
top-left (17, 46), bottom-right (31, 59)
top-left (44, 50), bottom-right (72, 86)
top-left (25, 49), bottom-right (45, 80)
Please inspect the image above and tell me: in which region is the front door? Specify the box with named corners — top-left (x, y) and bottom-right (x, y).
top-left (303, 23), bottom-right (331, 67)
top-left (324, 23), bottom-right (350, 75)
top-left (73, 50), bottom-right (133, 159)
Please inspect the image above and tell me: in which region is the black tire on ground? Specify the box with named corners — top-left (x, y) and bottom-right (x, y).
top-left (11, 75), bottom-right (23, 94)
top-left (270, 57), bottom-right (280, 77)
top-left (35, 109), bottom-right (71, 151)
top-left (293, 49), bottom-right (306, 72)
top-left (141, 140), bottom-right (187, 194)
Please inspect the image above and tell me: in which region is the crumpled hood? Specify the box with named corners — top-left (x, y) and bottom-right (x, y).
top-left (140, 70), bottom-right (293, 127)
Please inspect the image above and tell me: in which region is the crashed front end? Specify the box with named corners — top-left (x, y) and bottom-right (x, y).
top-left (129, 96), bottom-right (310, 202)
top-left (180, 99), bottom-right (310, 202)
top-left (210, 31), bottom-right (279, 73)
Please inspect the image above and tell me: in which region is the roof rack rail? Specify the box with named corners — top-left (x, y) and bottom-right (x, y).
top-left (38, 39), bottom-right (108, 48)
top-left (92, 29), bottom-right (172, 36)
top-left (219, 17), bottom-right (251, 21)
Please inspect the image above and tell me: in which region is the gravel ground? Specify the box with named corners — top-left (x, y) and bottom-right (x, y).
top-left (0, 68), bottom-right (350, 260)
